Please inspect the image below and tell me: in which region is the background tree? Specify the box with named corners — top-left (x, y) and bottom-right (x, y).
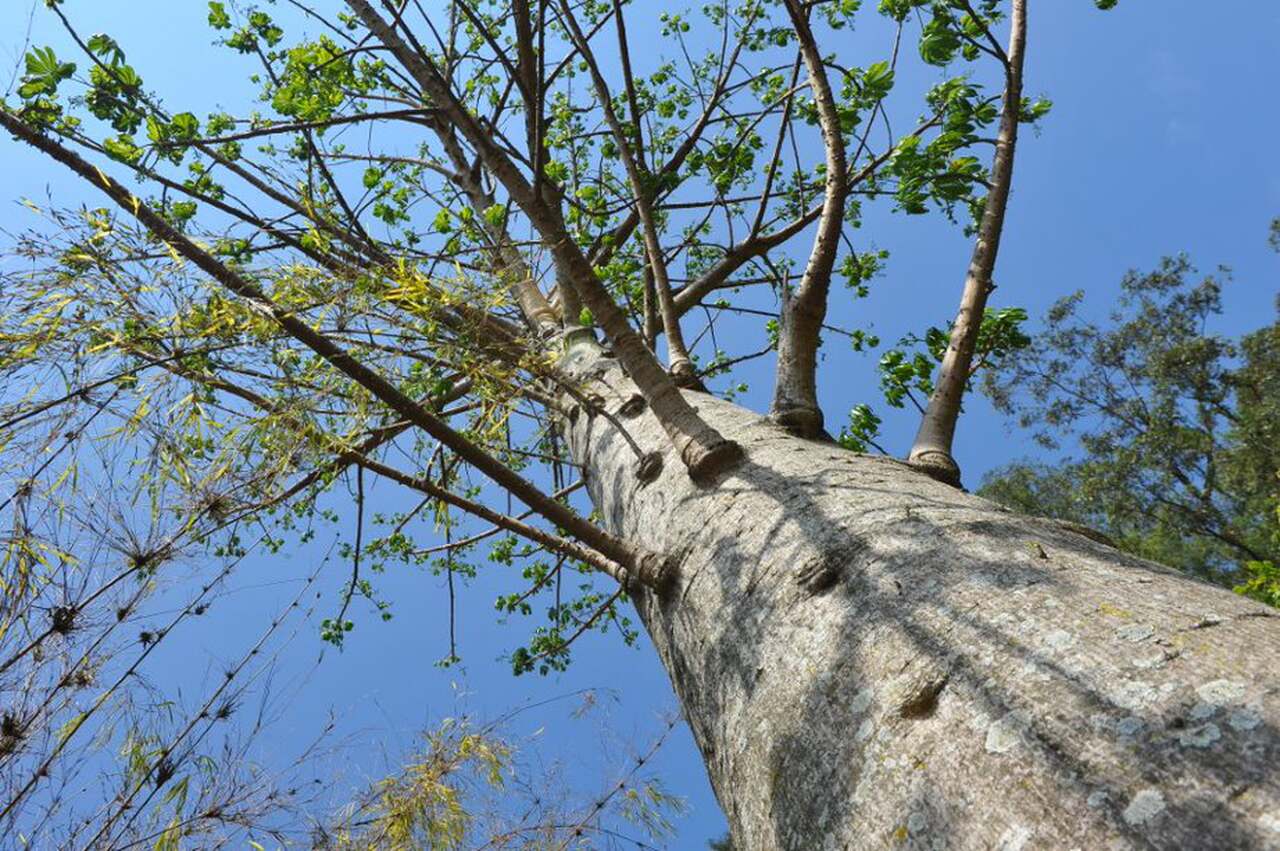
top-left (979, 253), bottom-right (1280, 601)
top-left (4, 1), bottom-right (1280, 848)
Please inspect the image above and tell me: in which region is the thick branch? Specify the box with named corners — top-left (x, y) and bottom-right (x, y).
top-left (157, 108), bottom-right (437, 149)
top-left (351, 453), bottom-right (636, 585)
top-left (557, 0), bottom-right (698, 386)
top-left (672, 131), bottom-right (919, 318)
top-left (908, 0), bottom-right (1027, 487)
top-left (767, 0), bottom-right (849, 438)
top-left (431, 121), bottom-right (558, 333)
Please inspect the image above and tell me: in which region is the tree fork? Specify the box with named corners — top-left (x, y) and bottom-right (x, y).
top-left (343, 0), bottom-right (743, 482)
top-left (559, 0), bottom-right (700, 387)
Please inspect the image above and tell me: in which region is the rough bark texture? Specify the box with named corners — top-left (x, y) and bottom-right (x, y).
top-left (565, 359), bottom-right (1280, 850)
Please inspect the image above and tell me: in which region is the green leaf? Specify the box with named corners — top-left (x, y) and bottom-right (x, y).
top-left (248, 11), bottom-right (284, 46)
top-left (103, 134), bottom-right (143, 164)
top-left (18, 46), bottom-right (76, 100)
top-left (16, 79), bottom-right (47, 99)
top-left (862, 61), bottom-right (895, 101)
top-left (878, 0), bottom-right (926, 22)
top-left (145, 115), bottom-right (165, 144)
top-left (170, 112), bottom-right (199, 140)
top-left (482, 203), bottom-right (507, 227)
top-left (920, 18), bottom-right (961, 66)
top-left (432, 209), bottom-right (453, 233)
top-left (1021, 97), bottom-right (1054, 123)
top-left (838, 404), bottom-right (883, 452)
top-left (86, 33), bottom-right (125, 65)
top-left (207, 1), bottom-right (231, 29)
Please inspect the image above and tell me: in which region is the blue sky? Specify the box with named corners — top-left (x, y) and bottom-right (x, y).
top-left (2, 1), bottom-right (1278, 846)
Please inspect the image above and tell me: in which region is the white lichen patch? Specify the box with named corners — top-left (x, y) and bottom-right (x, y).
top-left (907, 812), bottom-right (928, 833)
top-left (996, 824), bottom-right (1033, 850)
top-left (1189, 702), bottom-right (1218, 721)
top-left (1196, 679), bottom-right (1246, 706)
top-left (1086, 790), bottom-right (1110, 809)
top-left (849, 688), bottom-right (874, 714)
top-left (1259, 812), bottom-right (1280, 834)
top-left (1123, 789), bottom-right (1166, 826)
top-left (1113, 680), bottom-right (1158, 711)
top-left (1131, 650), bottom-right (1169, 670)
top-left (856, 719), bottom-right (875, 742)
top-left (1178, 722), bottom-right (1222, 749)
top-left (985, 714), bottom-right (1022, 754)
top-left (1043, 628), bottom-right (1076, 651)
top-left (1018, 659), bottom-right (1052, 683)
top-left (1116, 623), bottom-right (1154, 643)
top-left (1228, 708), bottom-right (1262, 732)
top-left (1115, 717), bottom-right (1143, 738)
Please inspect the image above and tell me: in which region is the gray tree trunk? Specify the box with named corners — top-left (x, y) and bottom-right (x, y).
top-left (564, 360), bottom-right (1280, 850)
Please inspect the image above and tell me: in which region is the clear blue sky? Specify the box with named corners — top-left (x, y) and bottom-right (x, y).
top-left (2, 1), bottom-right (1277, 846)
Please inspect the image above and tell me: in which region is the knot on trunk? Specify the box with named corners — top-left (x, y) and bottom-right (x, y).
top-left (795, 553), bottom-right (843, 596)
top-left (669, 358), bottom-right (707, 392)
top-left (680, 435), bottom-right (745, 484)
top-left (895, 672), bottom-right (950, 720)
top-left (617, 393), bottom-right (647, 418)
top-left (907, 449), bottom-right (963, 488)
top-left (635, 451), bottom-right (664, 484)
top-left (630, 549), bottom-right (680, 593)
top-left (767, 405), bottom-right (827, 440)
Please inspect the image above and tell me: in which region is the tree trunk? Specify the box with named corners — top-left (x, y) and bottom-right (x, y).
top-left (564, 358), bottom-right (1280, 850)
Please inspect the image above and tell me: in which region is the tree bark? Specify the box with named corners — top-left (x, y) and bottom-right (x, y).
top-left (565, 358), bottom-right (1280, 850)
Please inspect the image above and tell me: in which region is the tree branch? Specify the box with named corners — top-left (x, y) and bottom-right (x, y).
top-left (765, 0), bottom-right (850, 438)
top-left (908, 0), bottom-right (1028, 487)
top-left (0, 108), bottom-right (673, 588)
top-left (343, 0), bottom-right (743, 481)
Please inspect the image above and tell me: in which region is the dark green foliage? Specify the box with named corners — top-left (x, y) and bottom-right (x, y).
top-left (980, 254), bottom-right (1280, 600)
